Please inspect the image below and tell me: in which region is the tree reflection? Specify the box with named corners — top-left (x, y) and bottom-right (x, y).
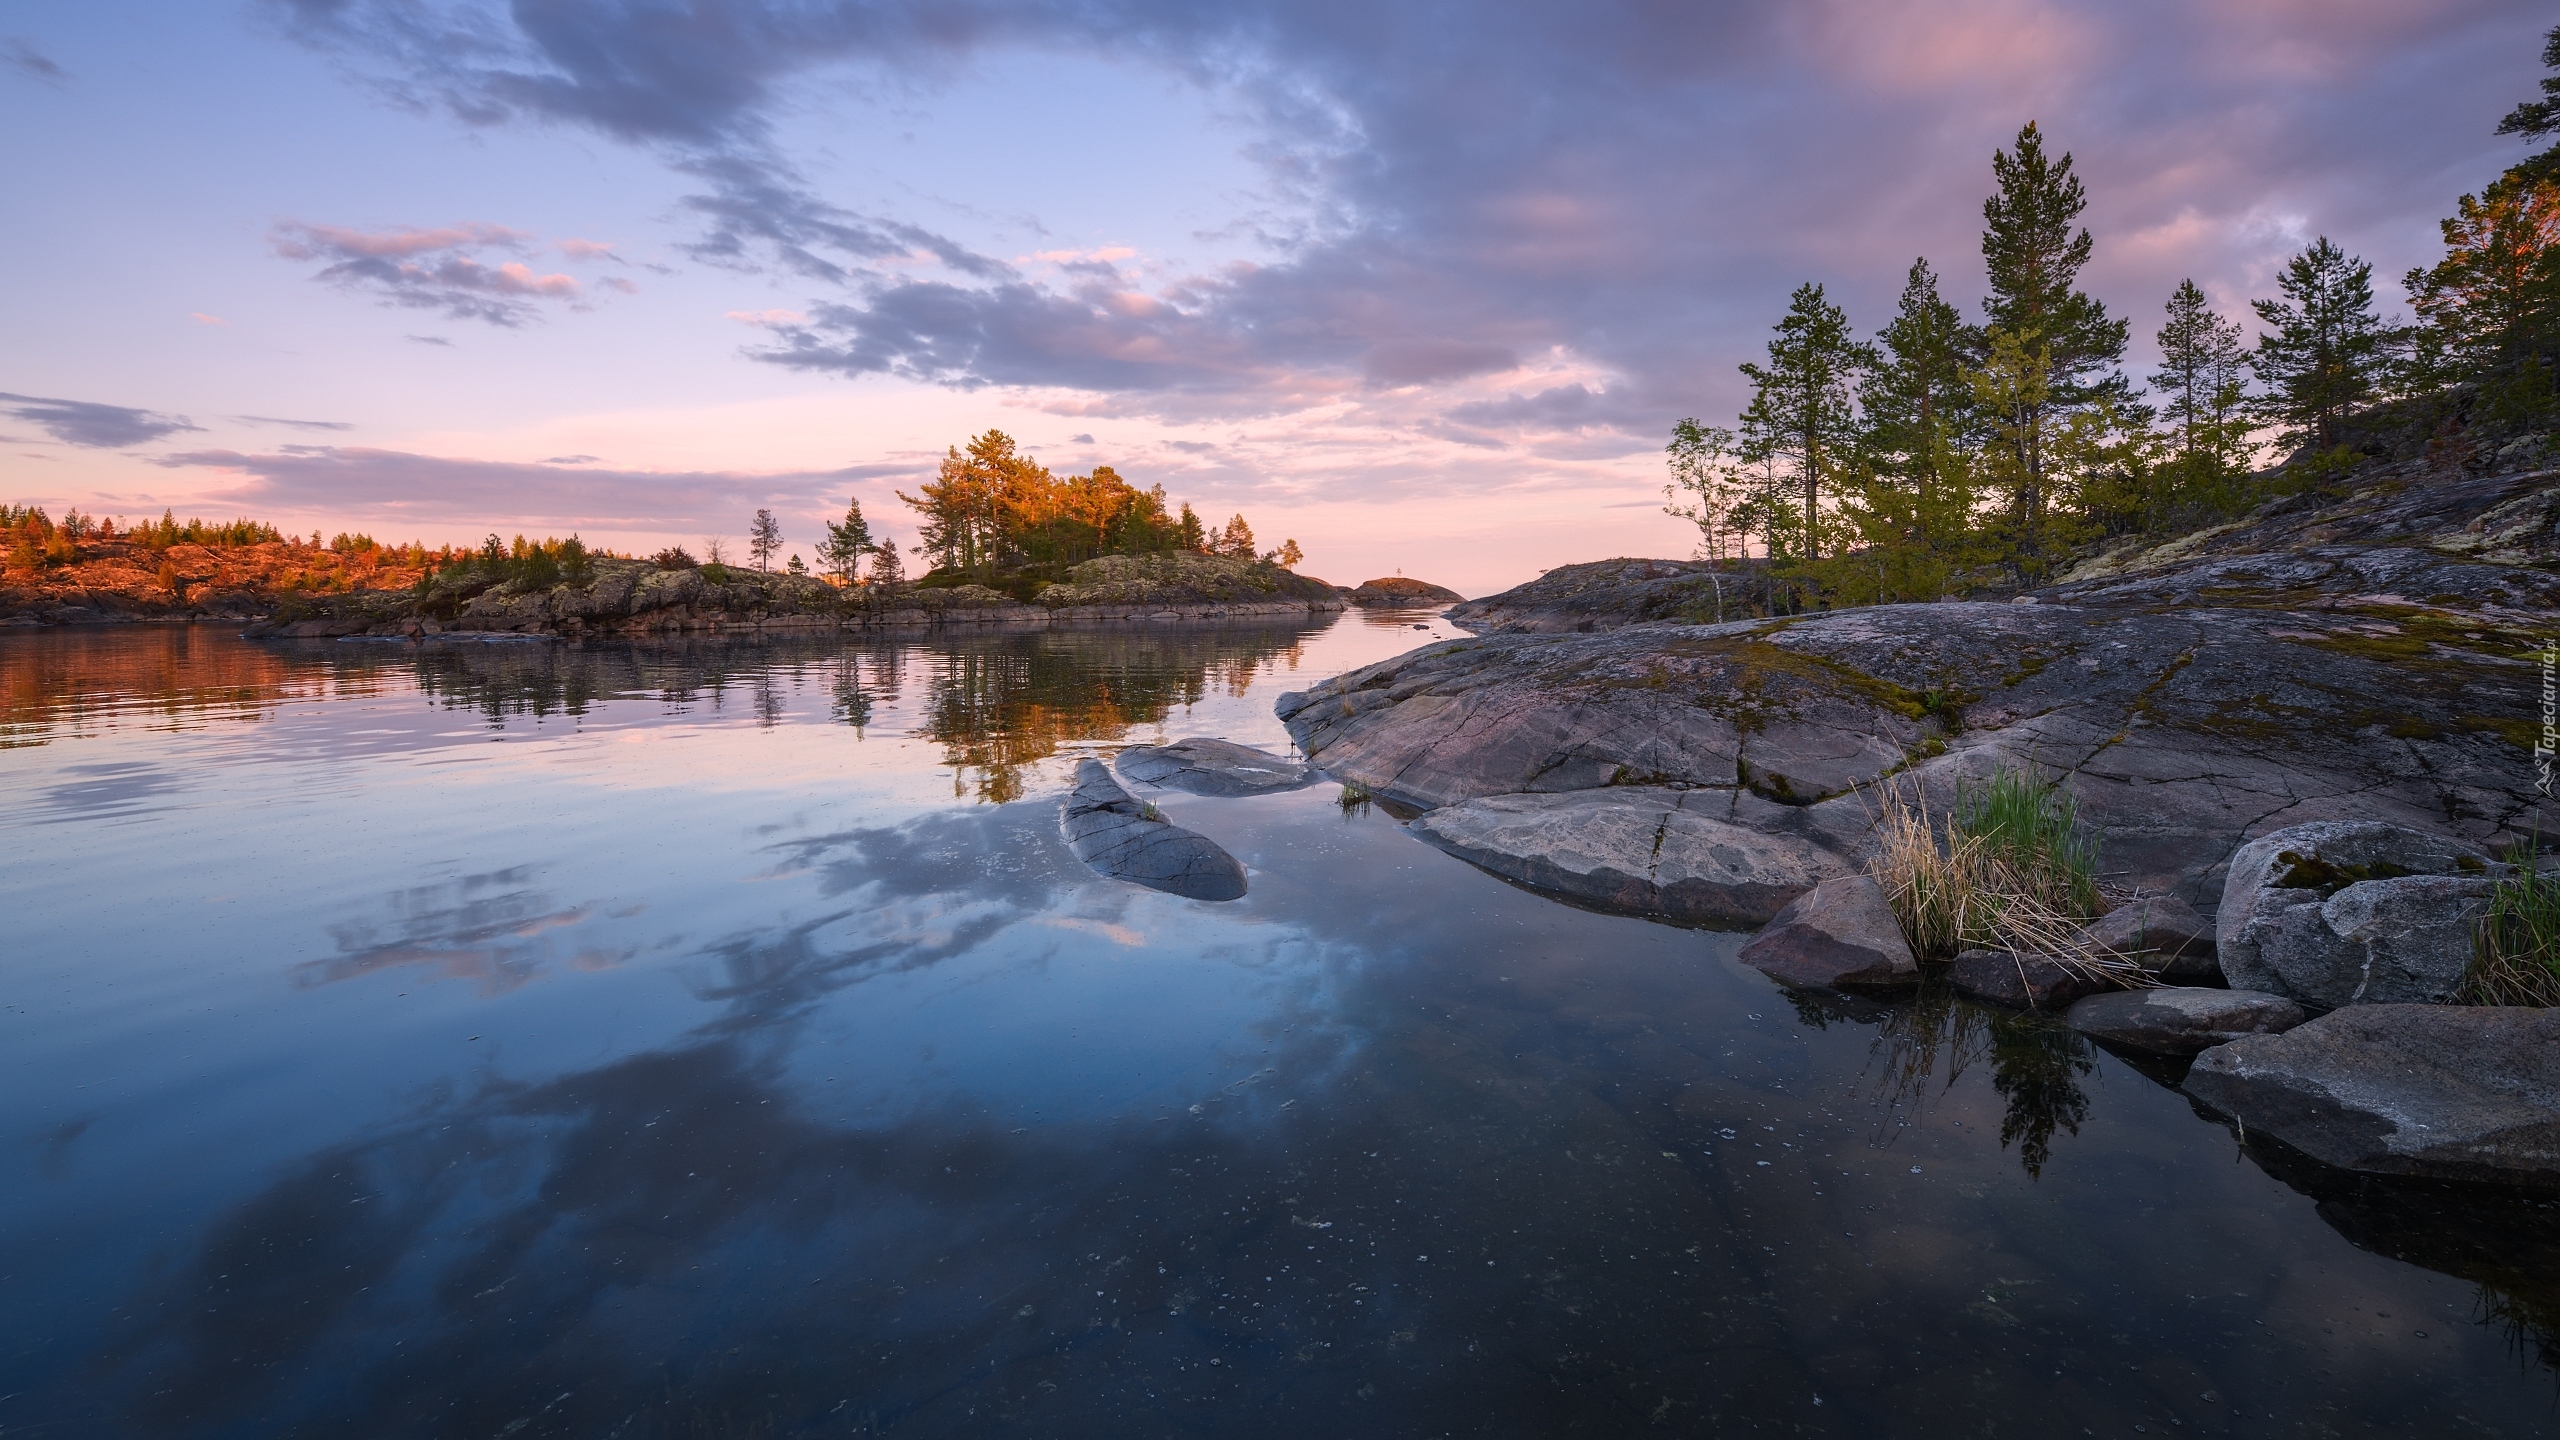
top-left (1833, 979), bottom-right (2095, 1178)
top-left (912, 625), bottom-right (1318, 803)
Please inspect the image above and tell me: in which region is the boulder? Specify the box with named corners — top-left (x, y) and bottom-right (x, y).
top-left (1948, 949), bottom-right (2116, 1011)
top-left (1412, 788), bottom-right (1848, 925)
top-left (1734, 875), bottom-right (1919, 990)
top-left (2084, 894), bottom-right (2219, 982)
top-left (1059, 760), bottom-right (1247, 902)
top-left (2066, 987), bottom-right (2307, 1055)
top-left (1114, 737), bottom-right (1317, 797)
top-left (2184, 1005), bottom-right (2560, 1187)
top-left (2217, 821), bottom-right (2500, 1007)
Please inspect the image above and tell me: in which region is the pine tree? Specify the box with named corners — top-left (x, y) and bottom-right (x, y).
top-left (1214, 514), bottom-right (1256, 558)
top-left (2148, 279), bottom-right (2253, 516)
top-left (867, 534), bottom-right (904, 586)
top-left (819, 498), bottom-right (875, 583)
top-left (1980, 123), bottom-right (2128, 397)
top-left (2497, 25), bottom-right (2560, 184)
top-left (2404, 175), bottom-right (2560, 382)
top-left (1967, 329), bottom-right (2126, 577)
top-left (1854, 258), bottom-right (1977, 570)
top-left (1975, 123), bottom-right (2130, 548)
top-left (1270, 538), bottom-right (1304, 569)
top-left (2251, 238), bottom-right (2401, 453)
top-left (748, 508), bottom-right (783, 570)
top-left (1175, 503), bottom-right (1207, 553)
top-left (1737, 283), bottom-right (1875, 561)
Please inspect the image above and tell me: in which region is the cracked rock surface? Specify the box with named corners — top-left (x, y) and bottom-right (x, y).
top-left (1059, 759), bottom-right (1247, 901)
top-left (1410, 788), bottom-right (1845, 925)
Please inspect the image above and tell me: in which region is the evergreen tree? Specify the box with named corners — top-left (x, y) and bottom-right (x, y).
top-left (1175, 503), bottom-right (1207, 553)
top-left (748, 508), bottom-right (783, 571)
top-left (1269, 538), bottom-right (1304, 569)
top-left (2251, 238), bottom-right (2401, 453)
top-left (1968, 328), bottom-right (2128, 575)
top-left (1975, 122), bottom-right (2130, 546)
top-left (2497, 24), bottom-right (2560, 184)
top-left (818, 498), bottom-right (875, 583)
top-left (2149, 280), bottom-right (2253, 514)
top-left (1853, 258), bottom-right (1977, 571)
top-left (2404, 175), bottom-right (2560, 382)
top-left (867, 534), bottom-right (904, 586)
top-left (1214, 514), bottom-right (1256, 558)
top-left (1737, 283), bottom-right (1875, 560)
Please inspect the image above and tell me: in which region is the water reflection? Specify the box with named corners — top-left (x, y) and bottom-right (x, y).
top-left (1791, 981), bottom-right (2096, 1179)
top-left (2245, 1140), bottom-right (2560, 1385)
top-left (911, 627), bottom-right (1321, 802)
top-left (298, 867), bottom-right (619, 996)
top-left (0, 626), bottom-right (359, 746)
top-left (14, 624), bottom-right (2560, 1438)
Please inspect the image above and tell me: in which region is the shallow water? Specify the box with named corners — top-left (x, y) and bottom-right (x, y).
top-left (3, 613), bottom-right (2555, 1438)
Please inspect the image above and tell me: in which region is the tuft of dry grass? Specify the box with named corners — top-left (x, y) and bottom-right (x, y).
top-left (2467, 841), bottom-right (2560, 1006)
top-left (1865, 775), bottom-right (2148, 990)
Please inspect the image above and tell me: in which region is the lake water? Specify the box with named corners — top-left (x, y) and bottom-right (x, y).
top-left (3, 615), bottom-right (2555, 1438)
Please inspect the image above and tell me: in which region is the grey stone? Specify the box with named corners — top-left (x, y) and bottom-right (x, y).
top-left (1412, 788), bottom-right (1848, 925)
top-left (2218, 821), bottom-right (2500, 1007)
top-left (1059, 759), bottom-right (1247, 902)
top-left (2184, 1004), bottom-right (2560, 1187)
top-left (1735, 875), bottom-right (1919, 990)
top-left (1114, 737), bottom-right (1316, 797)
top-left (1949, 949), bottom-right (2115, 1012)
top-left (2066, 987), bottom-right (2307, 1055)
top-left (2084, 894), bottom-right (2219, 982)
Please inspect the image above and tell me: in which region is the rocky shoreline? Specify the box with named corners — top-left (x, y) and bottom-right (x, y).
top-left (3, 550), bottom-right (1350, 638)
top-left (1269, 447), bottom-right (2560, 1191)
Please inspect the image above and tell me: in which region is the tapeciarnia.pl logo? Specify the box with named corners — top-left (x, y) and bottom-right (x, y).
top-left (2541, 640), bottom-right (2556, 796)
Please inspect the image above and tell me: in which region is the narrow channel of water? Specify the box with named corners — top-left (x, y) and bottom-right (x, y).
top-left (3, 614), bottom-right (2554, 1437)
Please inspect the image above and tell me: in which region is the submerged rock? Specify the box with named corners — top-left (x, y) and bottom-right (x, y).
top-left (2184, 1005), bottom-right (2560, 1187)
top-left (1059, 760), bottom-right (1247, 901)
top-left (2067, 987), bottom-right (2307, 1055)
top-left (1411, 788), bottom-right (1847, 925)
top-left (1948, 949), bottom-right (2117, 1012)
top-left (1734, 875), bottom-right (1919, 990)
top-left (2217, 821), bottom-right (2500, 1008)
top-left (1114, 738), bottom-right (1317, 797)
top-left (2084, 894), bottom-right (2219, 983)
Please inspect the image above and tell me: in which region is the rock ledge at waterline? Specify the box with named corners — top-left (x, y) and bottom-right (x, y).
top-left (1279, 459), bottom-right (2555, 924)
top-left (1060, 759), bottom-right (1247, 902)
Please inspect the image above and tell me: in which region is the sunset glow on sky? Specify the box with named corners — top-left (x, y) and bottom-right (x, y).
top-left (2, 1), bottom-right (2545, 594)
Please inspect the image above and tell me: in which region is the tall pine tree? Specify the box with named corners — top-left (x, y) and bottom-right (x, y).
top-left (2150, 280), bottom-right (2252, 513)
top-left (2251, 238), bottom-right (2400, 453)
top-left (1856, 258), bottom-right (1976, 546)
top-left (1737, 283), bottom-right (1874, 561)
top-left (1975, 122), bottom-right (2128, 563)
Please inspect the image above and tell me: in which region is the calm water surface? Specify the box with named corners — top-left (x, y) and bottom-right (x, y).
top-left (3, 615), bottom-right (2555, 1438)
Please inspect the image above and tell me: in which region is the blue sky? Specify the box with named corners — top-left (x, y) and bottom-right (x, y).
top-left (1, 0), bottom-right (2545, 592)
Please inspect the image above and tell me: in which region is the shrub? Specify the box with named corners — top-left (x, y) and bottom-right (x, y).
top-left (652, 547), bottom-right (697, 570)
top-left (2467, 840), bottom-right (2560, 1006)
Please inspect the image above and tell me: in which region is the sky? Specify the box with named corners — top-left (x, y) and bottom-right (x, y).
top-left (0, 0), bottom-right (2547, 595)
